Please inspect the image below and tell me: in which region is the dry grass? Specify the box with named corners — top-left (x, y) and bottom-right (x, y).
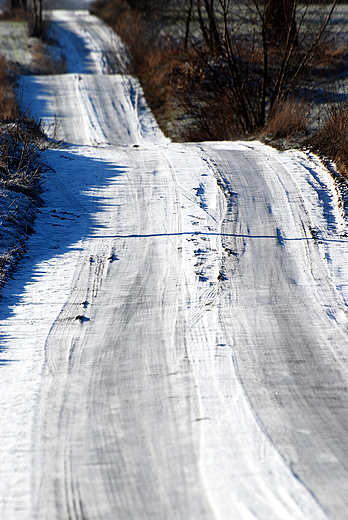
top-left (0, 113), bottom-right (48, 196)
top-left (266, 99), bottom-right (311, 139)
top-left (0, 8), bottom-right (27, 22)
top-left (31, 40), bottom-right (67, 75)
top-left (0, 55), bottom-right (17, 119)
top-left (308, 102), bottom-right (348, 179)
top-left (0, 245), bottom-right (26, 289)
top-left (312, 35), bottom-right (347, 71)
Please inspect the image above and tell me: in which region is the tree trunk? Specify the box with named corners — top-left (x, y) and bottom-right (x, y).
top-left (10, 0), bottom-right (21, 8)
top-left (203, 0), bottom-right (222, 54)
top-left (10, 0), bottom-right (28, 11)
top-left (184, 0), bottom-right (193, 51)
top-left (265, 0), bottom-right (297, 48)
top-left (39, 0), bottom-right (43, 31)
top-left (32, 0), bottom-right (43, 36)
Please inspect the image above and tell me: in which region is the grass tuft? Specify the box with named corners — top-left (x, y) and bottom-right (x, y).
top-left (307, 102), bottom-right (348, 179)
top-left (265, 99), bottom-right (311, 140)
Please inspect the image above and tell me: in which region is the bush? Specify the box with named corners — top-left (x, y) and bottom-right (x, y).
top-left (308, 101), bottom-right (348, 178)
top-left (91, 0), bottom-right (342, 142)
top-left (266, 99), bottom-right (311, 139)
top-left (0, 115), bottom-right (47, 196)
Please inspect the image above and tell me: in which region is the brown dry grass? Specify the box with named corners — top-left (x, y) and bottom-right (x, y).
top-left (266, 99), bottom-right (310, 139)
top-left (0, 55), bottom-right (17, 119)
top-left (308, 102), bottom-right (348, 179)
top-left (31, 41), bottom-right (67, 75)
top-left (0, 115), bottom-right (47, 196)
top-left (0, 7), bottom-right (27, 22)
top-left (0, 52), bottom-right (47, 197)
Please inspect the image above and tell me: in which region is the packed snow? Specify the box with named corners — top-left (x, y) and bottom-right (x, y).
top-left (1, 9), bottom-right (348, 520)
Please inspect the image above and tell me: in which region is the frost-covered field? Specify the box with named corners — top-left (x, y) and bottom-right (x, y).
top-left (1, 9), bottom-right (348, 520)
top-left (0, 22), bottom-right (35, 68)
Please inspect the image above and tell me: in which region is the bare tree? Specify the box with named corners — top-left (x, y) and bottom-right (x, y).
top-left (185, 0), bottom-right (338, 133)
top-left (31, 0), bottom-right (44, 36)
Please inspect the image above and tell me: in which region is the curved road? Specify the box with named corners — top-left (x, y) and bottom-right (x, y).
top-left (1, 9), bottom-right (348, 520)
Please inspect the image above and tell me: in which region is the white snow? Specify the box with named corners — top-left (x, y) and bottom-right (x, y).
top-left (1, 9), bottom-right (348, 520)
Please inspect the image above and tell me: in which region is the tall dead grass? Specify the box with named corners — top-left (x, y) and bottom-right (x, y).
top-left (0, 54), bottom-right (45, 196)
top-left (0, 56), bottom-right (17, 119)
top-left (31, 41), bottom-right (67, 75)
top-left (0, 115), bottom-right (47, 196)
top-left (308, 101), bottom-right (348, 179)
top-left (0, 7), bottom-right (27, 22)
top-left (265, 99), bottom-right (311, 139)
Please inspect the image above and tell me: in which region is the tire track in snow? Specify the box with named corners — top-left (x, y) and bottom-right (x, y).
top-left (205, 142), bottom-right (348, 519)
top-left (3, 9), bottom-right (347, 520)
top-left (33, 147), bottom-right (216, 520)
top-left (166, 144), bottom-right (330, 520)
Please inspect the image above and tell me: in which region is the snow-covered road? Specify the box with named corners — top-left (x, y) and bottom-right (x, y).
top-left (1, 9), bottom-right (348, 520)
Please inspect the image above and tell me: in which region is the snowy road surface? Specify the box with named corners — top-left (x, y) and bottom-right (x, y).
top-left (1, 9), bottom-right (348, 520)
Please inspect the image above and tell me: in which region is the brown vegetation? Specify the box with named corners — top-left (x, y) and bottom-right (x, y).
top-left (0, 6), bottom-right (27, 21)
top-left (266, 99), bottom-right (310, 140)
top-left (0, 56), bottom-right (17, 119)
top-left (0, 51), bottom-right (50, 290)
top-left (91, 0), bottom-right (343, 144)
top-left (308, 102), bottom-right (348, 178)
top-left (31, 41), bottom-right (67, 75)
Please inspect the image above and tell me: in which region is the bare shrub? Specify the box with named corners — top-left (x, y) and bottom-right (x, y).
top-left (92, 0), bottom-right (341, 142)
top-left (0, 115), bottom-right (47, 196)
top-left (0, 245), bottom-right (26, 289)
top-left (169, 52), bottom-right (247, 140)
top-left (309, 101), bottom-right (348, 178)
top-left (266, 99), bottom-right (310, 139)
